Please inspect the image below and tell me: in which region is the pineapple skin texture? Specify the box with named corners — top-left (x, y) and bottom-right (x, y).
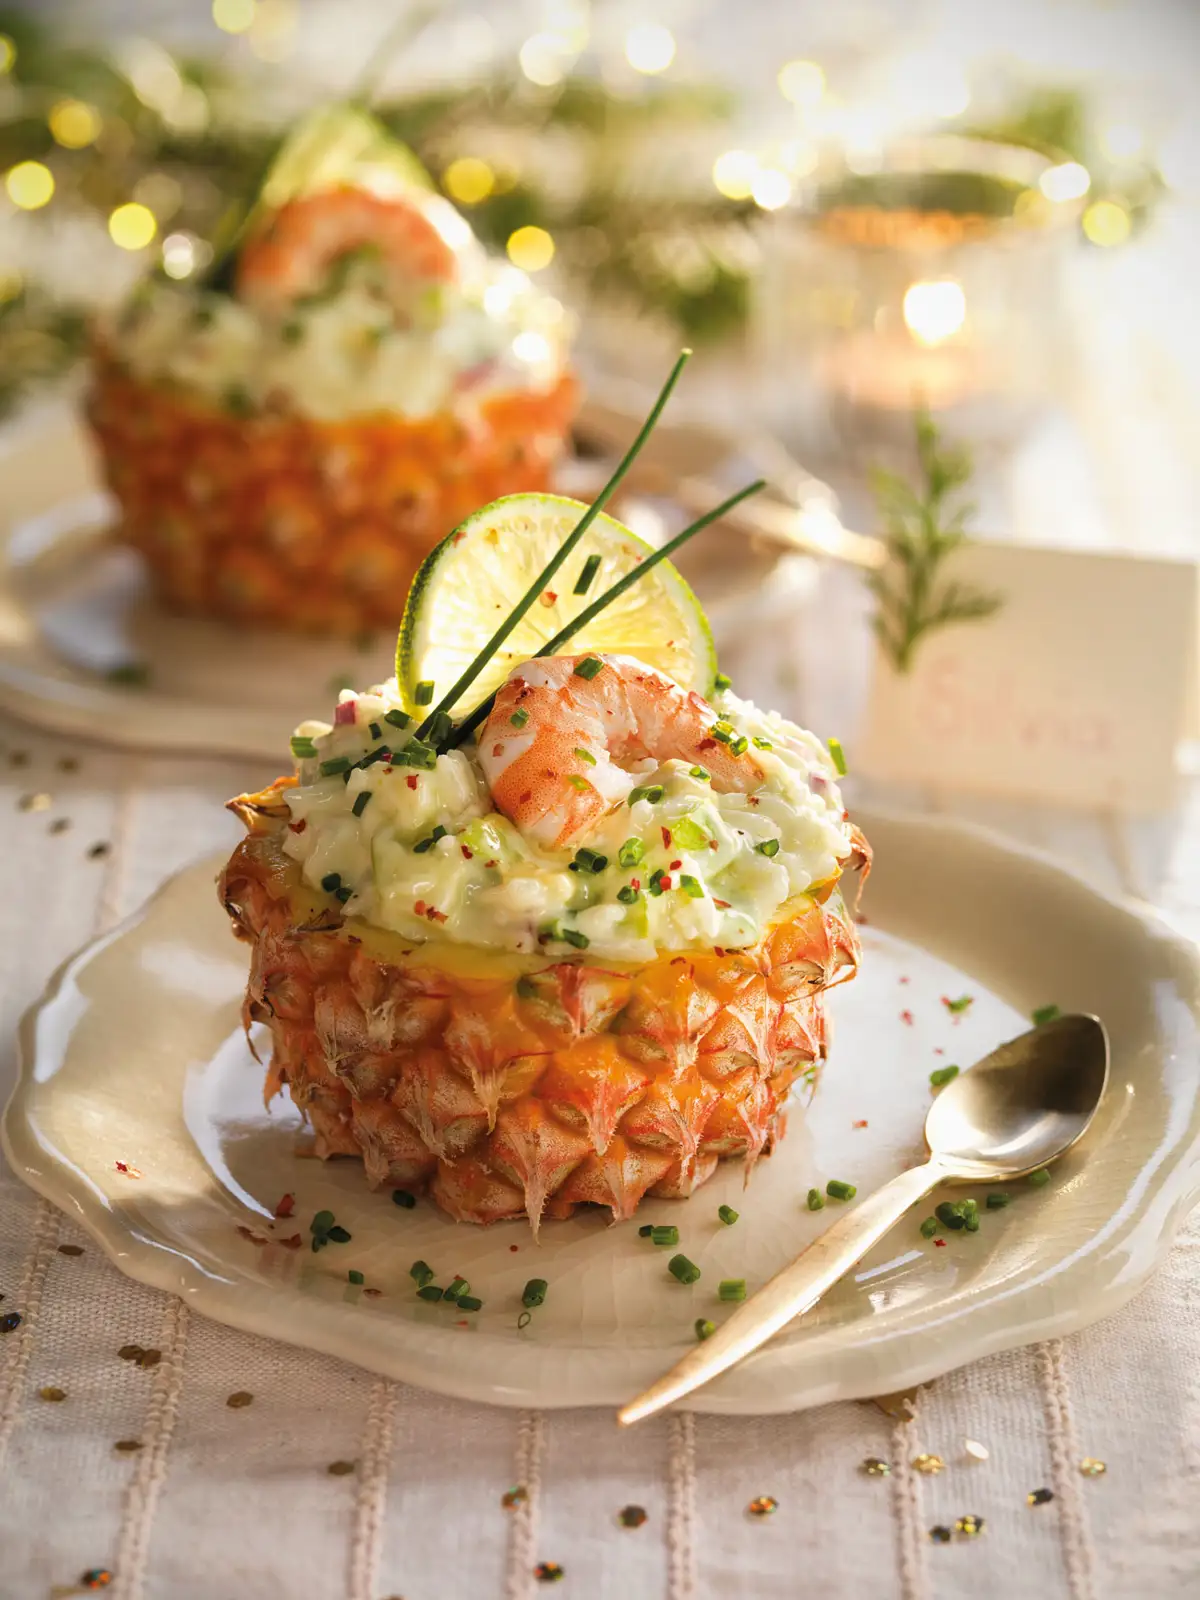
top-left (86, 357), bottom-right (579, 634)
top-left (218, 819), bottom-right (864, 1228)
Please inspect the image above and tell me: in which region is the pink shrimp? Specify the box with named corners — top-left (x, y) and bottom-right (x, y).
top-left (477, 655), bottom-right (768, 850)
top-left (235, 187), bottom-right (462, 314)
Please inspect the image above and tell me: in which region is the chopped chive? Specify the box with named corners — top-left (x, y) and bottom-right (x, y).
top-left (413, 835), bottom-right (438, 853)
top-left (986, 1192), bottom-right (1011, 1210)
top-left (409, 1260), bottom-right (434, 1287)
top-left (628, 784), bottom-right (665, 806)
top-left (929, 1065), bottom-right (960, 1088)
top-left (752, 736), bottom-right (773, 749)
top-left (714, 672), bottom-right (732, 692)
top-left (935, 1201), bottom-right (966, 1230)
top-left (718, 1205), bottom-right (739, 1226)
top-left (668, 1254), bottom-right (701, 1284)
top-left (1027, 1168), bottom-right (1051, 1187)
top-left (510, 707), bottom-right (530, 728)
top-left (638, 1224), bottom-right (654, 1237)
top-left (825, 1179), bottom-right (857, 1201)
top-left (334, 886), bottom-right (353, 904)
top-left (670, 816), bottom-right (709, 850)
top-left (919, 1216), bottom-right (939, 1238)
top-left (573, 655), bottom-right (604, 680)
top-left (806, 1188), bottom-right (825, 1211)
top-left (290, 735), bottom-right (317, 759)
top-left (327, 1225), bottom-right (351, 1243)
top-left (348, 1270), bottom-right (364, 1285)
top-left (618, 838), bottom-right (645, 868)
top-left (617, 885), bottom-right (641, 905)
top-left (417, 1284), bottom-right (444, 1302)
top-left (961, 1199), bottom-right (981, 1233)
top-left (718, 1279), bottom-right (747, 1302)
top-left (561, 927), bottom-right (590, 950)
top-left (573, 747), bottom-right (597, 765)
top-left (678, 874), bottom-right (704, 899)
top-left (650, 1225), bottom-right (679, 1247)
top-left (729, 735), bottom-right (749, 757)
top-left (566, 774), bottom-right (590, 791)
top-left (695, 1318), bottom-right (716, 1341)
top-left (392, 1189), bottom-right (416, 1209)
top-left (647, 868), bottom-right (666, 897)
top-left (689, 765), bottom-right (710, 781)
top-left (522, 1278), bottom-right (548, 1308)
top-left (320, 756), bottom-right (352, 777)
top-left (424, 710), bottom-right (454, 748)
top-left (414, 680), bottom-right (435, 705)
top-left (352, 791), bottom-right (371, 817)
top-left (515, 975), bottom-right (538, 999)
top-left (369, 721), bottom-right (382, 739)
top-left (755, 839), bottom-right (781, 858)
top-left (570, 848), bottom-right (608, 874)
top-left (710, 724), bottom-right (733, 745)
top-left (444, 1277), bottom-right (470, 1303)
top-left (456, 1294), bottom-right (482, 1312)
top-left (384, 709), bottom-right (410, 730)
top-left (320, 873), bottom-right (342, 893)
top-left (573, 553), bottom-right (602, 594)
top-left (311, 1209), bottom-right (335, 1235)
top-left (399, 738), bottom-right (437, 769)
top-left (828, 736), bottom-right (847, 775)
top-left (1032, 1004), bottom-right (1061, 1026)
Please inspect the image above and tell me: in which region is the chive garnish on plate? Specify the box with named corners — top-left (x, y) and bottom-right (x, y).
top-left (573, 553), bottom-right (602, 594)
top-left (826, 1179), bottom-right (857, 1201)
top-left (668, 1254), bottom-right (701, 1284)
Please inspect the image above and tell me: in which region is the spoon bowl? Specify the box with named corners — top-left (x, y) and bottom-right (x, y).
top-left (926, 1013), bottom-right (1109, 1179)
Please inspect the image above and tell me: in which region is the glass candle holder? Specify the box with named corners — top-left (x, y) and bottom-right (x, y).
top-left (751, 135), bottom-right (1085, 456)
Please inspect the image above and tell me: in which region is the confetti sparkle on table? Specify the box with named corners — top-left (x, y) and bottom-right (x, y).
top-left (747, 1495), bottom-right (778, 1517)
top-left (912, 1454), bottom-right (945, 1475)
top-left (1079, 1457), bottom-right (1107, 1477)
top-left (327, 1460), bottom-right (356, 1475)
top-left (900, 1009), bottom-right (914, 1026)
top-left (929, 1526), bottom-right (952, 1544)
top-left (502, 1485), bottom-right (528, 1510)
top-left (0, 1312), bottom-right (21, 1333)
top-left (114, 1440), bottom-right (143, 1453)
top-left (81, 1571), bottom-right (112, 1590)
top-left (534, 1562), bottom-right (564, 1583)
top-left (955, 1514), bottom-right (986, 1537)
top-left (618, 1504), bottom-right (648, 1528)
top-left (942, 994), bottom-right (974, 1016)
top-left (1028, 1487), bottom-right (1055, 1506)
top-left (39, 1385), bottom-right (67, 1401)
top-left (963, 1439), bottom-right (990, 1463)
top-left (226, 1391), bottom-right (254, 1408)
top-left (861, 1457), bottom-right (891, 1477)
top-left (18, 791), bottom-right (52, 812)
top-left (114, 1161), bottom-right (142, 1178)
top-left (57, 1244), bottom-right (84, 1256)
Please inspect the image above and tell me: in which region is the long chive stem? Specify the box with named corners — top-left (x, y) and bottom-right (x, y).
top-left (445, 475), bottom-right (767, 749)
top-left (417, 350), bottom-right (693, 740)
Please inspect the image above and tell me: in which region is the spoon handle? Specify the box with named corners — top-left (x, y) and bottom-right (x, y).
top-left (617, 1158), bottom-right (945, 1426)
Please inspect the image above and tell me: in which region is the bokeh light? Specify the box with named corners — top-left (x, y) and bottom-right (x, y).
top-left (0, 35), bottom-right (14, 75)
top-left (6, 161), bottom-right (55, 210)
top-left (507, 226), bottom-right (555, 272)
top-left (903, 280), bottom-right (966, 346)
top-left (519, 33), bottom-right (569, 87)
top-left (1040, 162), bottom-right (1090, 203)
top-left (212, 0), bottom-right (256, 35)
top-left (443, 157), bottom-right (495, 206)
top-left (625, 24), bottom-right (676, 75)
top-left (0, 269), bottom-right (23, 302)
top-left (162, 232), bottom-right (198, 278)
top-left (1100, 123), bottom-right (1144, 162)
top-left (712, 150), bottom-right (758, 200)
top-left (49, 100), bottom-right (102, 149)
top-left (777, 59), bottom-right (825, 109)
top-left (109, 202), bottom-right (158, 251)
top-left (1082, 200), bottom-right (1132, 248)
top-left (751, 168), bottom-right (791, 211)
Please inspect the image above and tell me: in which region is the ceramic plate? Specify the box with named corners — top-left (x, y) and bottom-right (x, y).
top-left (6, 809), bottom-right (1200, 1412)
top-left (0, 405), bottom-right (814, 759)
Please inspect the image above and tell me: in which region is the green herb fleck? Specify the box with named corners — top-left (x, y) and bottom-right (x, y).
top-left (986, 1192), bottom-right (1011, 1210)
top-left (650, 1225), bottom-right (679, 1247)
top-left (638, 1224), bottom-right (654, 1238)
top-left (105, 662), bottom-right (151, 688)
top-left (752, 736), bottom-right (773, 750)
top-left (566, 775), bottom-right (590, 791)
top-left (689, 765), bottom-right (710, 781)
top-left (961, 1198), bottom-right (980, 1233)
top-left (414, 680), bottom-right (435, 705)
top-left (936, 1201), bottom-right (966, 1230)
top-left (826, 1179), bottom-right (857, 1201)
top-left (828, 736), bottom-right (847, 775)
top-left (522, 1278), bottom-right (548, 1308)
top-left (695, 1318), bottom-right (716, 1341)
top-left (1032, 1004), bottom-right (1061, 1026)
top-left (574, 656), bottom-right (604, 680)
top-left (510, 708), bottom-right (529, 728)
top-left (618, 838), bottom-right (645, 868)
top-left (714, 672), bottom-right (732, 692)
top-left (392, 1189), bottom-right (416, 1209)
top-left (729, 735), bottom-right (749, 757)
top-left (417, 1284), bottom-right (444, 1302)
top-left (573, 747), bottom-right (597, 765)
top-left (628, 784), bottom-right (665, 807)
top-left (929, 1065), bottom-right (960, 1088)
top-left (320, 756), bottom-right (352, 777)
top-left (444, 1277), bottom-right (470, 1303)
top-left (919, 1216), bottom-right (939, 1238)
top-left (409, 1259), bottom-right (434, 1287)
top-left (671, 816), bottom-right (709, 850)
top-left (320, 873), bottom-right (342, 894)
top-left (678, 874), bottom-right (704, 899)
top-left (944, 994), bottom-right (974, 1014)
top-left (327, 1225), bottom-right (351, 1243)
top-left (570, 848), bottom-right (608, 874)
top-left (384, 709), bottom-right (411, 731)
top-left (348, 1270), bottom-right (364, 1285)
top-left (573, 554), bottom-right (602, 595)
top-left (668, 1254), bottom-right (701, 1284)
top-left (718, 1279), bottom-right (747, 1302)
top-left (617, 885), bottom-right (641, 905)
top-left (515, 976), bottom-right (538, 999)
top-left (352, 791), bottom-right (371, 817)
top-left (290, 735), bottom-right (317, 759)
top-left (1027, 1168), bottom-right (1051, 1188)
top-left (718, 1205), bottom-right (739, 1226)
top-left (755, 839), bottom-right (781, 858)
top-left (560, 927), bottom-right (590, 950)
top-left (456, 1295), bottom-right (482, 1312)
top-left (806, 1188), bottom-right (825, 1211)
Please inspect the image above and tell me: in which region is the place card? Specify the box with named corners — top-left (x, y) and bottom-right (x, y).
top-left (857, 539), bottom-right (1200, 812)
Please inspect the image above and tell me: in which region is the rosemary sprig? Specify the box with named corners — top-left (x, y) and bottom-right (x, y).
top-left (415, 350), bottom-right (692, 740)
top-left (867, 408), bottom-right (1002, 673)
top-left (443, 476), bottom-right (767, 749)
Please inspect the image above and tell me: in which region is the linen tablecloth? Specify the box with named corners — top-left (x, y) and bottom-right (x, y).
top-left (3, 680), bottom-right (1200, 1599)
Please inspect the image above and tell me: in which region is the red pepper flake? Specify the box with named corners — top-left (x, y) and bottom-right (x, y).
top-left (334, 699), bottom-right (357, 726)
top-left (698, 738), bottom-right (717, 751)
top-left (933, 1238), bottom-right (947, 1248)
top-left (427, 907), bottom-right (447, 923)
top-left (363, 1286), bottom-right (382, 1298)
top-left (520, 790), bottom-right (532, 804)
top-left (934, 1046), bottom-right (945, 1056)
top-left (713, 946), bottom-right (726, 956)
top-left (942, 994), bottom-right (974, 1017)
top-left (540, 590), bottom-right (558, 607)
top-left (747, 796), bottom-right (759, 806)
top-left (661, 827), bottom-right (672, 848)
top-left (456, 1319), bottom-right (469, 1328)
top-left (900, 1010), bottom-right (914, 1026)
top-left (492, 743), bottom-right (504, 757)
top-left (708, 839), bottom-right (719, 850)
top-left (852, 1120), bottom-right (868, 1129)
top-left (510, 1244), bottom-right (520, 1252)
top-left (452, 530), bottom-right (466, 545)
top-left (485, 859), bottom-right (499, 869)
top-left (713, 899), bottom-right (731, 909)
top-left (279, 1235), bottom-right (303, 1250)
top-left (630, 877), bottom-right (641, 891)
top-left (288, 819), bottom-right (307, 834)
top-left (659, 876), bottom-right (672, 891)
top-left (414, 900), bottom-right (426, 915)
top-left (274, 1193), bottom-right (295, 1218)
top-left (899, 975), bottom-right (910, 985)
top-left (114, 1161), bottom-right (142, 1179)
top-left (461, 845), bottom-right (474, 860)
top-left (406, 774), bottom-right (419, 790)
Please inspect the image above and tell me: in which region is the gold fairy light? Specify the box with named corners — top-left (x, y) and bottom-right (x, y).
top-left (1039, 162), bottom-right (1090, 203)
top-left (212, 0), bottom-right (257, 35)
top-left (1082, 200), bottom-right (1131, 248)
top-left (109, 203), bottom-right (158, 251)
top-left (712, 150), bottom-right (758, 200)
top-left (903, 280), bottom-right (966, 346)
top-left (6, 161), bottom-right (54, 210)
top-left (49, 100), bottom-right (102, 149)
top-left (752, 168), bottom-right (791, 211)
top-left (0, 35), bottom-right (15, 74)
top-left (507, 226), bottom-right (555, 272)
top-left (777, 59), bottom-right (825, 109)
top-left (625, 24), bottom-right (676, 75)
top-left (444, 157), bottom-right (495, 206)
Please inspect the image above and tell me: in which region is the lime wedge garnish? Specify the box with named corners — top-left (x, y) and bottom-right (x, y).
top-left (396, 493), bottom-right (716, 719)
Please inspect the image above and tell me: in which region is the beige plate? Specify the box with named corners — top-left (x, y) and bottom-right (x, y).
top-left (5, 809), bottom-right (1200, 1411)
top-left (0, 403), bottom-right (814, 759)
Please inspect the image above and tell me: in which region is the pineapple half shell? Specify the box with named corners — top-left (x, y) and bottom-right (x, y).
top-left (219, 783), bottom-right (867, 1228)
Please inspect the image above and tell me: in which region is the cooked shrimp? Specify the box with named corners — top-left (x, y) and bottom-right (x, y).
top-left (236, 187), bottom-right (460, 314)
top-left (477, 654), bottom-right (768, 850)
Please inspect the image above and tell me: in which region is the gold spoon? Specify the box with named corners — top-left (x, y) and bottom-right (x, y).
top-left (618, 1012), bottom-right (1109, 1426)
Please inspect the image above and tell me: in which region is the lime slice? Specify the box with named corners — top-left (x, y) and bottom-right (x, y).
top-left (396, 494), bottom-right (716, 718)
